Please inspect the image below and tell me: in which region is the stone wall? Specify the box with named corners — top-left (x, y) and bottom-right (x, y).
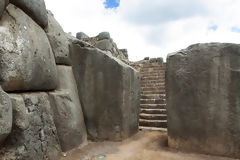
top-left (166, 43), bottom-right (240, 159)
top-left (0, 1), bottom-right (140, 159)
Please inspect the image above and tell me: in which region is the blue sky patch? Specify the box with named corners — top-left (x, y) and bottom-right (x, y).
top-left (231, 27), bottom-right (240, 33)
top-left (104, 0), bottom-right (120, 9)
top-left (208, 25), bottom-right (218, 31)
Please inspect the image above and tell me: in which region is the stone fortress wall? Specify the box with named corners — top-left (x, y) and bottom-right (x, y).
top-left (1, 0), bottom-right (240, 160)
top-left (0, 0), bottom-right (140, 159)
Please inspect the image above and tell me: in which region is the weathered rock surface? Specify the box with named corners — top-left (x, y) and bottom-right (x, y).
top-left (166, 43), bottom-right (240, 158)
top-left (97, 32), bottom-right (110, 40)
top-left (49, 65), bottom-right (87, 152)
top-left (76, 32), bottom-right (89, 40)
top-left (46, 11), bottom-right (71, 65)
top-left (9, 0), bottom-right (48, 28)
top-left (0, 4), bottom-right (57, 92)
top-left (0, 86), bottom-right (12, 144)
top-left (95, 39), bottom-right (113, 51)
top-left (70, 42), bottom-right (140, 141)
top-left (0, 93), bottom-right (61, 160)
top-left (0, 0), bottom-right (6, 18)
top-left (119, 49), bottom-right (129, 59)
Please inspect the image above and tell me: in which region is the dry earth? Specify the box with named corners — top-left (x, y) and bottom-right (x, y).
top-left (61, 131), bottom-right (238, 160)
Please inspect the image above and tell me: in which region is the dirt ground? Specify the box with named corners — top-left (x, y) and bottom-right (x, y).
top-left (61, 131), bottom-right (238, 160)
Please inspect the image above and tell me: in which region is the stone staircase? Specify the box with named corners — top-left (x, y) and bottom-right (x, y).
top-left (139, 60), bottom-right (167, 131)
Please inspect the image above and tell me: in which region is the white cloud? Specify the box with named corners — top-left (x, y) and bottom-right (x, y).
top-left (45, 0), bottom-right (240, 61)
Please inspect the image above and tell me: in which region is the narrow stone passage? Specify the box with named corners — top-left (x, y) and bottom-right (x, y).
top-left (138, 59), bottom-right (167, 131)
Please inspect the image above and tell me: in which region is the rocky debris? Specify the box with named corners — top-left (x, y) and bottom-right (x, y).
top-left (97, 32), bottom-right (111, 40)
top-left (0, 93), bottom-right (61, 160)
top-left (49, 65), bottom-right (87, 152)
top-left (144, 57), bottom-right (150, 60)
top-left (0, 4), bottom-right (57, 92)
top-left (166, 43), bottom-right (240, 159)
top-left (81, 32), bottom-right (129, 61)
top-left (70, 42), bottom-right (140, 141)
top-left (46, 10), bottom-right (71, 65)
top-left (9, 0), bottom-right (48, 28)
top-left (0, 86), bottom-right (12, 144)
top-left (76, 32), bottom-right (89, 40)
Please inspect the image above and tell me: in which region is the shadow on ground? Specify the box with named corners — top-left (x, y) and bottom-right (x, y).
top-left (61, 131), bottom-right (237, 160)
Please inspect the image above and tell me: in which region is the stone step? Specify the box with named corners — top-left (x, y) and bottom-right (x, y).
top-left (139, 126), bottom-right (167, 132)
top-left (142, 91), bottom-right (165, 95)
top-left (141, 94), bottom-right (165, 99)
top-left (142, 74), bottom-right (165, 78)
top-left (139, 119), bottom-right (167, 128)
top-left (141, 76), bottom-right (165, 81)
top-left (141, 84), bottom-right (165, 88)
top-left (141, 108), bottom-right (167, 114)
top-left (140, 113), bottom-right (167, 120)
top-left (142, 64), bottom-right (166, 68)
top-left (140, 99), bottom-right (166, 104)
top-left (141, 68), bottom-right (165, 73)
top-left (141, 80), bottom-right (165, 84)
top-left (141, 82), bottom-right (165, 87)
top-left (141, 87), bottom-right (165, 92)
top-left (142, 71), bottom-right (165, 75)
top-left (140, 104), bottom-right (166, 109)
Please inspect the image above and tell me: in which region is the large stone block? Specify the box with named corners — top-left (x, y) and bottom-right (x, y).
top-left (46, 11), bottom-right (71, 65)
top-left (0, 86), bottom-right (12, 144)
top-left (166, 43), bottom-right (240, 158)
top-left (9, 0), bottom-right (48, 28)
top-left (70, 42), bottom-right (140, 141)
top-left (0, 4), bottom-right (57, 92)
top-left (48, 65), bottom-right (87, 152)
top-left (0, 93), bottom-right (61, 160)
top-left (0, 0), bottom-right (5, 18)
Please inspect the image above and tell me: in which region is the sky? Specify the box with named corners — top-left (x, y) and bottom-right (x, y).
top-left (45, 0), bottom-right (240, 61)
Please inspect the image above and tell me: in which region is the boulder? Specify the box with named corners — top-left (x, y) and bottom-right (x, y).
top-left (76, 32), bottom-right (89, 40)
top-left (9, 0), bottom-right (48, 28)
top-left (0, 4), bottom-right (57, 92)
top-left (46, 10), bottom-right (71, 65)
top-left (0, 86), bottom-right (12, 144)
top-left (70, 42), bottom-right (140, 141)
top-left (166, 43), bottom-right (240, 158)
top-left (49, 65), bottom-right (87, 152)
top-left (0, 93), bottom-right (61, 160)
top-left (97, 32), bottom-right (110, 40)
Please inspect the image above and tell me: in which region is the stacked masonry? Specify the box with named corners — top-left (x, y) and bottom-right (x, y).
top-left (139, 61), bottom-right (167, 131)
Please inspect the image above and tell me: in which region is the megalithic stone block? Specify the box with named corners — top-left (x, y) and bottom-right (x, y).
top-left (48, 65), bottom-right (87, 152)
top-left (70, 41), bottom-right (141, 141)
top-left (9, 0), bottom-right (48, 28)
top-left (166, 43), bottom-right (240, 159)
top-left (0, 86), bottom-right (12, 145)
top-left (0, 4), bottom-right (57, 92)
top-left (0, 93), bottom-right (61, 160)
